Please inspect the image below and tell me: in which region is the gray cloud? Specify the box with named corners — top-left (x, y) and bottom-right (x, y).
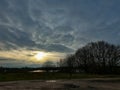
top-left (0, 0), bottom-right (120, 50)
top-left (0, 0), bottom-right (120, 67)
top-left (45, 43), bottom-right (73, 52)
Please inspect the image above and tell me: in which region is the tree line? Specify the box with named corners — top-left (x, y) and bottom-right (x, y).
top-left (58, 41), bottom-right (120, 74)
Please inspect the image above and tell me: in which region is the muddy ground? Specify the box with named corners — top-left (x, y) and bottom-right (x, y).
top-left (0, 78), bottom-right (120, 90)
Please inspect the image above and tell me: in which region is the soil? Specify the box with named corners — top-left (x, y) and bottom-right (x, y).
top-left (0, 78), bottom-right (120, 90)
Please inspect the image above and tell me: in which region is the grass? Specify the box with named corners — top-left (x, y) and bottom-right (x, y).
top-left (0, 72), bottom-right (120, 82)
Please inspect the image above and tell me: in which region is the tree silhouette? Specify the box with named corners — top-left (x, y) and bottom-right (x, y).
top-left (59, 41), bottom-right (120, 74)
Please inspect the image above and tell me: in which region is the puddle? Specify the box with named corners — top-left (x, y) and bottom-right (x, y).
top-left (46, 80), bottom-right (57, 83)
top-left (30, 70), bottom-right (45, 73)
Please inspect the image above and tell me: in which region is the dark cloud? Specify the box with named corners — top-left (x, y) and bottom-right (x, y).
top-left (0, 0), bottom-right (120, 67)
top-left (0, 25), bottom-right (35, 50)
top-left (45, 43), bottom-right (73, 52)
top-left (0, 0), bottom-right (120, 50)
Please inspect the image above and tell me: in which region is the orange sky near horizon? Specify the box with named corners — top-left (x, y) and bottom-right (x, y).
top-left (0, 49), bottom-right (66, 65)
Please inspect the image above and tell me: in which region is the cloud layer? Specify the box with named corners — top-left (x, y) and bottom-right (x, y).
top-left (0, 0), bottom-right (120, 67)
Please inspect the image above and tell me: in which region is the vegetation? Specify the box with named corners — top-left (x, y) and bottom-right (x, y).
top-left (59, 41), bottom-right (120, 74)
top-left (0, 72), bottom-right (120, 82)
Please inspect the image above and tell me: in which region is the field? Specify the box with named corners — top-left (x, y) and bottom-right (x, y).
top-left (0, 72), bottom-right (120, 82)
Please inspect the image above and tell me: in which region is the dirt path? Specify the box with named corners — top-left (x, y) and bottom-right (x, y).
top-left (0, 78), bottom-right (120, 90)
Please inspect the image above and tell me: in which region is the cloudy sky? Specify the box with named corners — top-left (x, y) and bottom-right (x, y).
top-left (0, 0), bottom-right (120, 67)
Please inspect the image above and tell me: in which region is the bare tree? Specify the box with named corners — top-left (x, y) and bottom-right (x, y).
top-left (60, 41), bottom-right (120, 74)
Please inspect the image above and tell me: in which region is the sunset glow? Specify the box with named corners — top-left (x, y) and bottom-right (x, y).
top-left (35, 52), bottom-right (46, 61)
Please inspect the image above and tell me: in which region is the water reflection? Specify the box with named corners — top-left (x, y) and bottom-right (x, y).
top-left (30, 70), bottom-right (45, 73)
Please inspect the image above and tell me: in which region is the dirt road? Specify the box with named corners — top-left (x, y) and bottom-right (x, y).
top-left (0, 78), bottom-right (120, 90)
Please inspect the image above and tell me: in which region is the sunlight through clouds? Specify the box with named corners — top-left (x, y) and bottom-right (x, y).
top-left (0, 49), bottom-right (66, 66)
top-left (0, 0), bottom-right (120, 67)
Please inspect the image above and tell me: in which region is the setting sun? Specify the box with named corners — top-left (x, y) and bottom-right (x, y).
top-left (35, 52), bottom-right (46, 61)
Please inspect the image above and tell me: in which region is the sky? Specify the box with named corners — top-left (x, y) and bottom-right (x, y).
top-left (0, 0), bottom-right (120, 67)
